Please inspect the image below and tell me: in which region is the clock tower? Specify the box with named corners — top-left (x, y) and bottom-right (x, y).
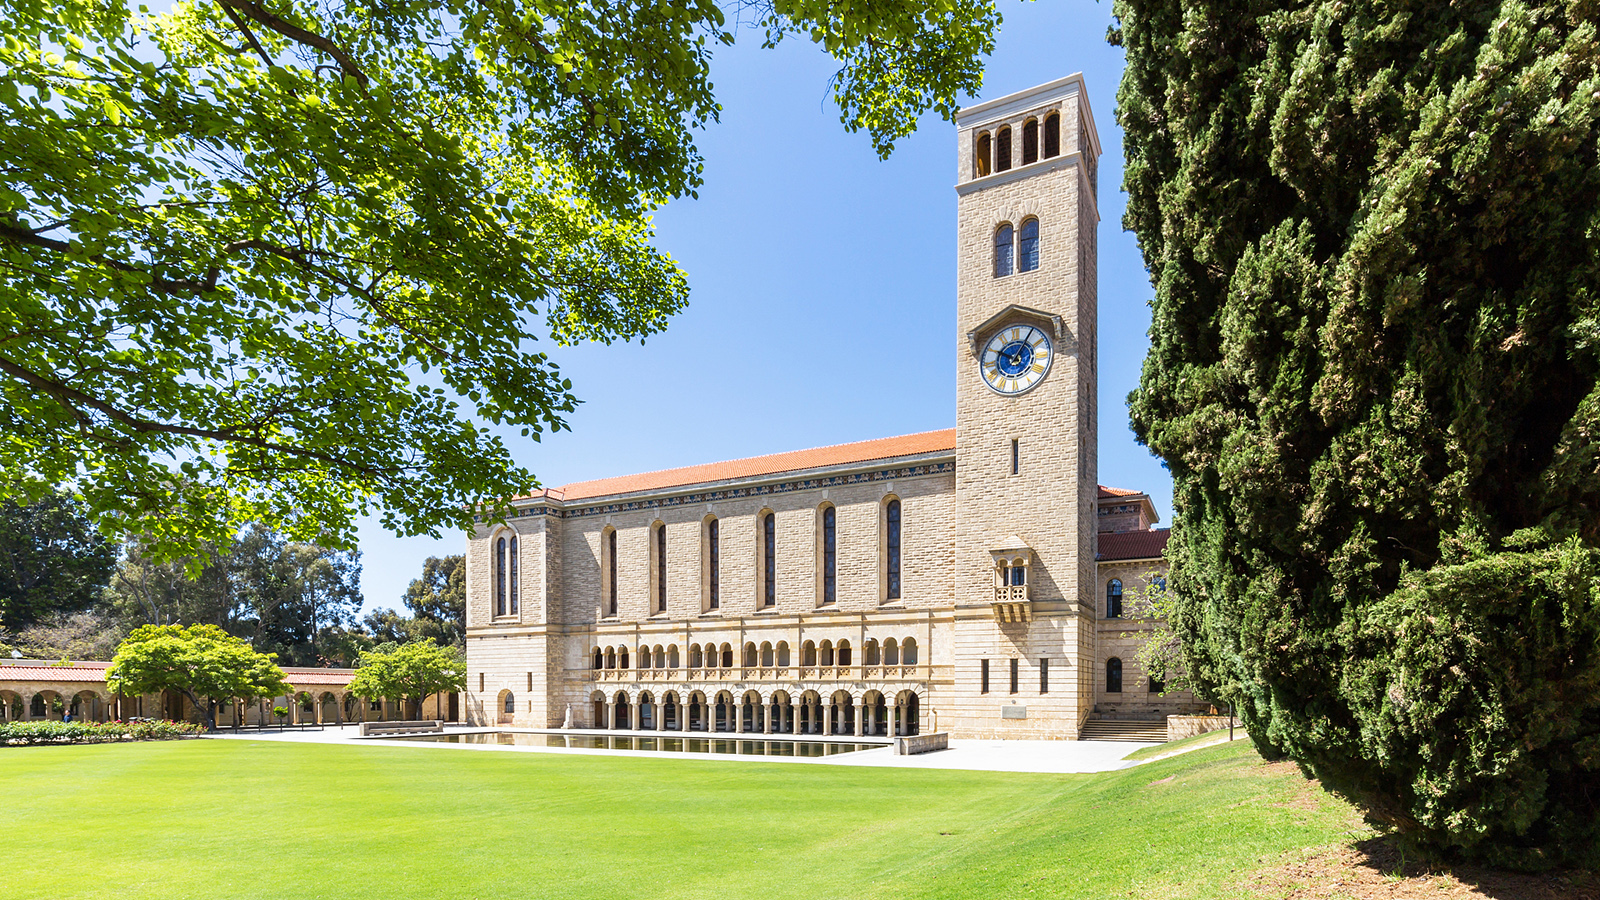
top-left (947, 75), bottom-right (1102, 737)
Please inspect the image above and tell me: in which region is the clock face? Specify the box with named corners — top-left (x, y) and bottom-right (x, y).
top-left (981, 324), bottom-right (1053, 395)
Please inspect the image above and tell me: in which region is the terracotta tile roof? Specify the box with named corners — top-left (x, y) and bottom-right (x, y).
top-left (0, 662), bottom-right (355, 687)
top-left (281, 668), bottom-right (356, 687)
top-left (0, 662), bottom-right (109, 683)
top-left (544, 428), bottom-right (960, 501)
top-left (1098, 528), bottom-right (1170, 561)
top-left (1098, 485), bottom-right (1144, 499)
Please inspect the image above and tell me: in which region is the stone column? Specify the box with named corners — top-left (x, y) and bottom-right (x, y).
top-left (657, 701), bottom-right (666, 732)
top-left (604, 701), bottom-right (614, 730)
top-left (630, 700), bottom-right (641, 732)
top-left (854, 701), bottom-right (864, 737)
top-left (823, 702), bottom-right (833, 736)
top-left (763, 702), bottom-right (772, 735)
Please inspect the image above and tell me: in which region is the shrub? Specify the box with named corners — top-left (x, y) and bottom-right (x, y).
top-left (0, 719), bottom-right (205, 746)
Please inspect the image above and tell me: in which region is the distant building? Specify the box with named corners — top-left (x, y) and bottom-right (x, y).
top-left (464, 74), bottom-right (1201, 739)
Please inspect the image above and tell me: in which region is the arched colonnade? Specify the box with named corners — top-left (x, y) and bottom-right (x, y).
top-left (588, 687), bottom-right (922, 737)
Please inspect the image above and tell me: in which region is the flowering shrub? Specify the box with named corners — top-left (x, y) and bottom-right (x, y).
top-left (0, 720), bottom-right (205, 746)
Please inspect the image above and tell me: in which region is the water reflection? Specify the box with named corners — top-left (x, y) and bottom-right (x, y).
top-left (396, 732), bottom-right (880, 756)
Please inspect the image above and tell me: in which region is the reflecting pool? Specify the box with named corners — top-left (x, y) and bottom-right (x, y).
top-left (394, 732), bottom-right (882, 756)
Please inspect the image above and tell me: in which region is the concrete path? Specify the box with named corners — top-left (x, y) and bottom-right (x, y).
top-left (208, 725), bottom-right (1157, 774)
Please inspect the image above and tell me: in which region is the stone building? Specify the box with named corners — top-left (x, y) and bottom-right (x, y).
top-left (463, 73), bottom-right (1202, 739)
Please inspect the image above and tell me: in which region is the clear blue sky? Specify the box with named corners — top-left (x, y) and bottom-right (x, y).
top-left (354, 1), bottom-right (1173, 613)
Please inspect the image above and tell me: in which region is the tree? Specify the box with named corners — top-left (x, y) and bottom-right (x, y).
top-left (346, 641), bottom-right (465, 720)
top-left (1121, 570), bottom-right (1192, 698)
top-left (0, 490), bottom-right (118, 631)
top-left (105, 624), bottom-right (291, 730)
top-left (12, 610), bottom-right (126, 661)
top-left (0, 0), bottom-right (999, 562)
top-left (1116, 0), bottom-right (1600, 868)
top-left (401, 555), bottom-right (467, 647)
top-left (104, 525), bottom-right (363, 665)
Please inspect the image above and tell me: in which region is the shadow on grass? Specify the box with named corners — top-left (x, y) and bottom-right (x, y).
top-left (1256, 834), bottom-right (1600, 899)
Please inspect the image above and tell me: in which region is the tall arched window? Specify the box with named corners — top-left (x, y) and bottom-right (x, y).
top-left (820, 505), bottom-right (837, 605)
top-left (507, 536), bottom-right (518, 615)
top-left (1106, 658), bottom-right (1123, 693)
top-left (503, 692), bottom-right (516, 714)
top-left (495, 536), bottom-right (508, 617)
top-left (606, 528), bottom-right (617, 617)
top-left (654, 522), bottom-right (667, 614)
top-left (994, 224), bottom-right (1014, 278)
top-left (1022, 118), bottom-right (1038, 164)
top-left (1019, 218), bottom-right (1039, 272)
top-left (592, 648), bottom-right (602, 669)
top-left (1043, 112), bottom-right (1060, 158)
top-left (707, 518), bottom-right (720, 610)
top-left (1107, 579), bottom-right (1123, 618)
top-left (975, 132), bottom-right (992, 177)
top-left (995, 126), bottom-right (1012, 171)
top-left (885, 498), bottom-right (902, 601)
top-left (761, 511), bottom-right (776, 607)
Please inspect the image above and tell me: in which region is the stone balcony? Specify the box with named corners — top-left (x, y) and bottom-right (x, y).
top-left (992, 584), bottom-right (1031, 622)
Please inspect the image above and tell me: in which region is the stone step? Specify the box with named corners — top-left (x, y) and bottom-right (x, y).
top-left (1079, 718), bottom-right (1167, 742)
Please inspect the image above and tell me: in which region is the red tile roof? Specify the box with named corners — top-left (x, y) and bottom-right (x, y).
top-left (0, 662), bottom-right (355, 687)
top-left (1098, 528), bottom-right (1170, 561)
top-left (542, 428), bottom-right (960, 501)
top-left (523, 429), bottom-right (1156, 505)
top-left (0, 663), bottom-right (109, 683)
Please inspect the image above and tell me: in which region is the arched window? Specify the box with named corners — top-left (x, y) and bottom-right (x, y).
top-left (1019, 219), bottom-right (1039, 273)
top-left (819, 640), bottom-right (834, 667)
top-left (508, 536), bottom-right (518, 615)
top-left (654, 645), bottom-right (666, 669)
top-left (592, 648), bottom-right (602, 669)
top-left (619, 646), bottom-right (629, 669)
top-left (802, 641), bottom-right (817, 666)
top-left (1149, 673), bottom-right (1165, 694)
top-left (1011, 561), bottom-right (1027, 586)
top-left (1043, 112), bottom-right (1060, 158)
top-left (760, 642), bottom-right (774, 667)
top-left (689, 644), bottom-right (703, 668)
top-left (884, 638), bottom-right (900, 666)
top-left (761, 511), bottom-right (776, 607)
top-left (495, 536), bottom-right (508, 617)
top-left (1107, 579), bottom-right (1123, 618)
top-left (605, 528), bottom-right (617, 617)
top-left (638, 646), bottom-right (649, 669)
top-left (743, 642), bottom-right (757, 667)
top-left (777, 642), bottom-right (791, 667)
top-left (669, 645), bottom-right (680, 669)
top-left (996, 126), bottom-right (1012, 171)
top-left (1106, 658), bottom-right (1123, 693)
top-left (720, 643), bottom-right (734, 668)
top-left (503, 692), bottom-right (515, 714)
top-left (837, 640), bottom-right (852, 666)
top-left (707, 517), bottom-right (720, 610)
top-left (885, 498), bottom-right (902, 601)
top-left (975, 132), bottom-right (992, 177)
top-left (1022, 118), bottom-right (1038, 164)
top-left (654, 522), bottom-right (667, 614)
top-left (605, 647), bottom-right (616, 669)
top-left (864, 638), bottom-right (880, 666)
top-left (820, 505), bottom-right (837, 605)
top-left (902, 638), bottom-right (918, 665)
top-left (994, 224), bottom-right (1014, 277)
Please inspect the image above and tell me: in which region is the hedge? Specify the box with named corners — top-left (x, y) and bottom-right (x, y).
top-left (0, 720), bottom-right (206, 746)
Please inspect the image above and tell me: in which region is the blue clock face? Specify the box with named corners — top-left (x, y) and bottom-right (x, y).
top-left (981, 324), bottom-right (1053, 395)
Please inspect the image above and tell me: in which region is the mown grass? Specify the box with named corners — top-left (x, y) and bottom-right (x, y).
top-left (1123, 726), bottom-right (1245, 761)
top-left (4, 737), bottom-right (1363, 900)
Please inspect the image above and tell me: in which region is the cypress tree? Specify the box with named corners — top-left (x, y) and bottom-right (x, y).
top-left (1116, 0), bottom-right (1600, 868)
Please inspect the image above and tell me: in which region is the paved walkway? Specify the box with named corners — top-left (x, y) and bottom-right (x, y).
top-left (208, 725), bottom-right (1157, 773)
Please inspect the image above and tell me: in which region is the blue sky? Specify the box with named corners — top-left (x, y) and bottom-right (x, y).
top-left (355, 1), bottom-right (1173, 613)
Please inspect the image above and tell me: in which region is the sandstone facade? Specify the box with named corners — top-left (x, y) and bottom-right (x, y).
top-left (463, 74), bottom-right (1203, 739)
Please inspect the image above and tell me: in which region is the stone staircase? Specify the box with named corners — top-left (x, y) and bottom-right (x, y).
top-left (1078, 717), bottom-right (1167, 742)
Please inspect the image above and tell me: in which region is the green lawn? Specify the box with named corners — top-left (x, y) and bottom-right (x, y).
top-left (5, 738), bottom-right (1363, 899)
